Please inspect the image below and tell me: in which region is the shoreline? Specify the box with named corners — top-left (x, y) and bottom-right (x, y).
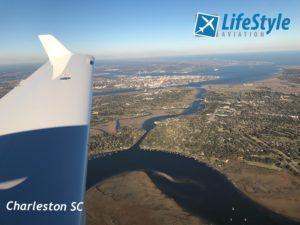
top-left (138, 146), bottom-right (300, 222)
top-left (88, 146), bottom-right (300, 223)
top-left (139, 74), bottom-right (300, 221)
top-left (88, 137), bottom-right (300, 222)
top-left (88, 70), bottom-right (300, 221)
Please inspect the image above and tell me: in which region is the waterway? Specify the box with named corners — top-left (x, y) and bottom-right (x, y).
top-left (87, 64), bottom-right (300, 225)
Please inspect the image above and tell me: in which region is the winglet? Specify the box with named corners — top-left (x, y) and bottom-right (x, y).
top-left (38, 35), bottom-right (73, 79)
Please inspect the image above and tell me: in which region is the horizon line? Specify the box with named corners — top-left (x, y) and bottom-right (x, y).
top-left (0, 49), bottom-right (300, 67)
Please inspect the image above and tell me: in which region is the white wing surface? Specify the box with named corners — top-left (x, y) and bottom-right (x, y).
top-left (0, 35), bottom-right (94, 225)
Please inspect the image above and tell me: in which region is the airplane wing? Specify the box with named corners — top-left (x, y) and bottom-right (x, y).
top-left (208, 18), bottom-right (215, 31)
top-left (0, 35), bottom-right (94, 225)
top-left (202, 16), bottom-right (209, 23)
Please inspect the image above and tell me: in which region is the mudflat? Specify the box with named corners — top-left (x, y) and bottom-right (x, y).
top-left (222, 161), bottom-right (300, 221)
top-left (85, 171), bottom-right (207, 225)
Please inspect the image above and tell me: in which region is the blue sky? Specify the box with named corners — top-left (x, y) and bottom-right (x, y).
top-left (0, 0), bottom-right (300, 64)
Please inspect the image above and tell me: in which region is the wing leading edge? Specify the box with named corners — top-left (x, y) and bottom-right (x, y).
top-left (0, 35), bottom-right (94, 225)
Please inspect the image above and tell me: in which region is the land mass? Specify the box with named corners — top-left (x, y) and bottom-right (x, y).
top-left (89, 88), bottom-right (197, 155)
top-left (140, 68), bottom-right (300, 220)
top-left (94, 75), bottom-right (218, 91)
top-left (86, 171), bottom-right (207, 225)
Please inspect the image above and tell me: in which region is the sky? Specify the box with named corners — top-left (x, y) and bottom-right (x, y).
top-left (0, 0), bottom-right (300, 65)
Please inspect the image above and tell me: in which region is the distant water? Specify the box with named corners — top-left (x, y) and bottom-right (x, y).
top-left (92, 64), bottom-right (279, 96)
top-left (138, 51), bottom-right (300, 66)
top-left (190, 64), bottom-right (279, 86)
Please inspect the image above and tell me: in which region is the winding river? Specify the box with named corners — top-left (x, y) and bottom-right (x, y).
top-left (87, 65), bottom-right (300, 225)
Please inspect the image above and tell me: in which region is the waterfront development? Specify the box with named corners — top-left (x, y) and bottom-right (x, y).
top-left (0, 56), bottom-right (299, 225)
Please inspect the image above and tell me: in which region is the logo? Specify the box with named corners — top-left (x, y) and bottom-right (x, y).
top-left (194, 12), bottom-right (291, 38)
top-left (194, 13), bottom-right (219, 37)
